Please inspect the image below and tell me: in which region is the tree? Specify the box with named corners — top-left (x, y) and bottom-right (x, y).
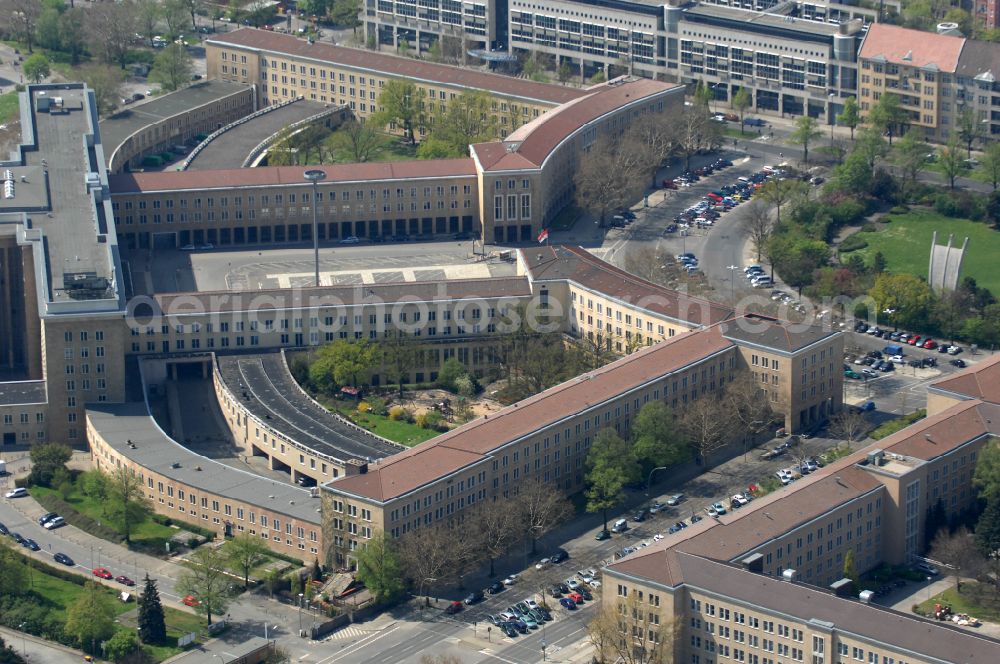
top-left (354, 532), bottom-right (405, 605)
top-left (869, 273), bottom-right (935, 330)
top-left (671, 103), bottom-right (722, 171)
top-left (379, 330), bottom-right (416, 396)
top-left (104, 630), bottom-right (140, 662)
top-left (397, 526), bottom-right (460, 605)
top-left (938, 133), bottom-right (968, 189)
top-left (329, 0), bottom-right (362, 31)
top-left (107, 466), bottom-right (148, 544)
top-left (28, 442), bottom-right (72, 487)
top-left (136, 0), bottom-right (162, 45)
top-left (151, 43), bottom-right (193, 92)
top-left (0, 538), bottom-right (28, 599)
top-left (828, 409), bottom-right (870, 444)
top-left (468, 500), bottom-right (519, 578)
top-left (757, 178), bottom-right (801, 224)
top-left (587, 591), bottom-right (679, 664)
top-left (843, 549), bottom-right (859, 588)
top-left (36, 2), bottom-right (64, 53)
top-left (929, 527), bottom-right (981, 592)
top-left (732, 88), bottom-right (752, 135)
top-left (0, 636), bottom-right (26, 664)
top-left (837, 96), bottom-right (861, 140)
top-left (980, 141), bottom-right (1000, 191)
top-left (693, 79), bottom-right (714, 109)
top-left (162, 0), bottom-right (191, 38)
top-left (227, 532), bottom-right (269, 589)
top-left (58, 7), bottom-right (87, 65)
top-left (745, 199), bottom-right (773, 262)
top-left (87, 0), bottom-right (138, 70)
top-left (679, 395), bottom-right (733, 463)
top-left (329, 120), bottom-right (381, 162)
top-left (631, 402), bottom-right (689, 470)
top-left (372, 80), bottom-right (419, 144)
top-left (868, 93), bottom-right (907, 144)
top-left (65, 583), bottom-right (116, 654)
top-left (789, 115), bottom-right (822, 164)
top-left (308, 339), bottom-right (377, 391)
top-left (853, 126), bottom-right (889, 172)
top-left (176, 546), bottom-right (232, 626)
top-left (5, 0), bottom-right (42, 53)
top-left (137, 574), bottom-right (167, 644)
top-left (956, 106), bottom-right (985, 159)
top-left (892, 129), bottom-right (929, 200)
top-left (585, 430), bottom-right (639, 532)
top-left (22, 54), bottom-right (51, 84)
top-left (723, 373), bottom-right (774, 446)
top-left (630, 115), bottom-right (677, 187)
top-left (423, 90), bottom-right (497, 157)
top-left (515, 480), bottom-right (573, 555)
top-left (80, 65), bottom-right (126, 118)
top-left (872, 251), bottom-right (887, 274)
top-left (975, 496), bottom-right (1000, 556)
top-left (973, 439), bottom-right (1000, 503)
top-left (574, 133), bottom-right (647, 225)
top-left (623, 245), bottom-right (669, 286)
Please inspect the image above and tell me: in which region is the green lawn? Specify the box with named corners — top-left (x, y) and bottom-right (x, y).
top-left (839, 208), bottom-right (1000, 294)
top-left (915, 583), bottom-right (1000, 624)
top-left (333, 405), bottom-right (441, 446)
top-left (118, 606), bottom-right (212, 661)
top-left (31, 482), bottom-right (177, 552)
top-left (0, 91), bottom-right (20, 125)
top-left (29, 565), bottom-right (133, 623)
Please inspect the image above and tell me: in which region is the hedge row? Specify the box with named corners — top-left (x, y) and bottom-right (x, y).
top-left (34, 493), bottom-right (125, 545)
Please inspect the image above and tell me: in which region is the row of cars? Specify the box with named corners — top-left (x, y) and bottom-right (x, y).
top-left (91, 566), bottom-right (137, 587)
top-left (5, 489), bottom-right (66, 529)
top-left (775, 456), bottom-right (823, 485)
top-left (855, 322), bottom-right (965, 355)
top-left (662, 157), bottom-right (735, 190)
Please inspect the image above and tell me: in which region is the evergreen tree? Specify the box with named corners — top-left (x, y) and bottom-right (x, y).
top-left (137, 574), bottom-right (167, 645)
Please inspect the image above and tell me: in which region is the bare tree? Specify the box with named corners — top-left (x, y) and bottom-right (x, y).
top-left (669, 104), bottom-right (721, 172)
top-left (744, 199), bottom-right (773, 263)
top-left (516, 481), bottom-right (573, 555)
top-left (679, 395), bottom-right (733, 463)
top-left (88, 0), bottom-right (139, 70)
top-left (929, 527), bottom-right (982, 592)
top-left (587, 591), bottom-right (680, 664)
top-left (829, 409), bottom-right (871, 445)
top-left (4, 0), bottom-right (42, 53)
top-left (468, 499), bottom-right (520, 578)
top-left (630, 115), bottom-right (677, 187)
top-left (623, 245), bottom-right (669, 286)
top-left (574, 133), bottom-right (647, 225)
top-left (397, 526), bottom-right (460, 606)
top-left (107, 465), bottom-right (148, 544)
top-left (723, 373), bottom-right (773, 448)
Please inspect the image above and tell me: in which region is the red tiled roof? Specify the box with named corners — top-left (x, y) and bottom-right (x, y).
top-left (524, 246), bottom-right (734, 327)
top-left (877, 399), bottom-right (992, 460)
top-left (472, 78), bottom-right (681, 171)
top-left (929, 353), bottom-right (1000, 404)
top-left (859, 24), bottom-right (965, 72)
top-left (328, 326), bottom-right (735, 502)
top-left (108, 159), bottom-right (477, 193)
top-left (209, 29), bottom-right (588, 105)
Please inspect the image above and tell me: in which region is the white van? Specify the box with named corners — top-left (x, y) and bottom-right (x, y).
top-left (752, 276), bottom-right (773, 288)
top-left (612, 518), bottom-right (628, 533)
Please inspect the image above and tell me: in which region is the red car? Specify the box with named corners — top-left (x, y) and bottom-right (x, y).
top-left (444, 601), bottom-right (464, 614)
top-left (115, 575), bottom-right (136, 586)
top-left (182, 595), bottom-right (199, 607)
top-left (662, 179), bottom-right (678, 190)
top-left (568, 591), bottom-right (584, 604)
top-left (922, 339), bottom-right (937, 349)
top-left (908, 335), bottom-right (921, 345)
top-left (92, 567), bottom-right (113, 579)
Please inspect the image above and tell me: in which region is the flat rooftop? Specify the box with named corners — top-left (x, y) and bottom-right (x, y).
top-left (215, 352), bottom-right (403, 463)
top-left (98, 80), bottom-right (249, 161)
top-left (0, 380), bottom-right (47, 406)
top-left (0, 86), bottom-right (121, 308)
top-left (186, 99), bottom-right (332, 171)
top-left (684, 4), bottom-right (844, 40)
top-left (86, 401), bottom-right (322, 525)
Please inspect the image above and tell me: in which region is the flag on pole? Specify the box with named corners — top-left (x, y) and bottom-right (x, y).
top-left (537, 228), bottom-right (549, 244)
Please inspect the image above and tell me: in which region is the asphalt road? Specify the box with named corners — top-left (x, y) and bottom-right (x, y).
top-left (0, 625), bottom-right (81, 664)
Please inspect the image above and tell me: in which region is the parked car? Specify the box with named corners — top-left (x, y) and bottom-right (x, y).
top-left (632, 509), bottom-right (648, 522)
top-left (23, 538), bottom-right (39, 551)
top-left (503, 574), bottom-right (519, 586)
top-left (43, 516), bottom-right (65, 529)
top-left (743, 117), bottom-right (768, 127)
top-left (559, 597), bottom-right (578, 610)
top-left (730, 494), bottom-right (749, 508)
top-left (38, 512), bottom-right (58, 526)
top-left (93, 567), bottom-right (113, 579)
top-left (550, 549), bottom-right (569, 563)
top-left (445, 601), bottom-right (464, 614)
top-left (951, 359), bottom-right (967, 368)
top-left (339, 235), bottom-right (361, 244)
top-left (567, 592), bottom-right (584, 604)
top-left (666, 493), bottom-right (685, 506)
top-left (0, 522), bottom-right (7, 536)
top-left (500, 622), bottom-right (519, 638)
top-left (649, 501), bottom-right (667, 514)
top-left (54, 553), bottom-right (74, 566)
top-left (5, 488), bottom-right (28, 499)
top-left (116, 575), bottom-right (136, 586)
top-left (182, 595), bottom-right (199, 607)
top-left (595, 529), bottom-right (611, 541)
top-left (486, 580), bottom-right (504, 594)
top-left (915, 562), bottom-right (939, 576)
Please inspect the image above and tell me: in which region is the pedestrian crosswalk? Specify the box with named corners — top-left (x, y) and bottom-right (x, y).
top-left (321, 625), bottom-right (378, 641)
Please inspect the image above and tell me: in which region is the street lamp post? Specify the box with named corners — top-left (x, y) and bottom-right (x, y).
top-left (726, 264), bottom-right (740, 303)
top-left (421, 577), bottom-right (437, 607)
top-left (645, 466), bottom-right (668, 511)
top-left (303, 169), bottom-right (327, 287)
top-left (18, 623), bottom-right (26, 656)
top-left (298, 592), bottom-right (304, 635)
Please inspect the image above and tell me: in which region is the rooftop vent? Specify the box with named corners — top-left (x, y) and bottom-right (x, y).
top-left (170, 462), bottom-right (181, 469)
top-left (782, 569), bottom-right (797, 582)
top-left (859, 589), bottom-right (875, 603)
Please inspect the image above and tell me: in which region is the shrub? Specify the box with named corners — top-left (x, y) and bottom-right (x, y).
top-left (388, 406), bottom-right (410, 421)
top-left (838, 234), bottom-right (868, 253)
top-left (416, 411), bottom-right (443, 430)
top-left (860, 222), bottom-right (877, 233)
top-left (889, 205), bottom-right (909, 215)
top-left (357, 401), bottom-right (371, 414)
top-left (870, 409), bottom-right (926, 440)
